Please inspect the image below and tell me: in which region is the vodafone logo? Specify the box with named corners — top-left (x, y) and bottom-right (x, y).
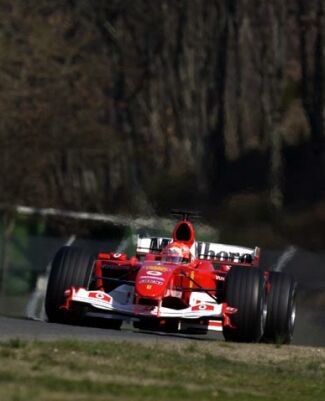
top-left (191, 304), bottom-right (214, 312)
top-left (147, 270), bottom-right (162, 276)
top-left (88, 292), bottom-right (111, 303)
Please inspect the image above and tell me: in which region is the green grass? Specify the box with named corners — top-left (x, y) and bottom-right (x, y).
top-left (0, 339), bottom-right (324, 401)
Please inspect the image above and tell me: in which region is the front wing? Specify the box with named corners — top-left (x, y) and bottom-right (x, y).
top-left (62, 287), bottom-right (236, 331)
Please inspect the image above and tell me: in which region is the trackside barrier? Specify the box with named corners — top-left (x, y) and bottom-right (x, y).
top-left (26, 236), bottom-right (76, 320)
top-left (0, 206), bottom-right (219, 319)
top-left (15, 205), bottom-right (219, 236)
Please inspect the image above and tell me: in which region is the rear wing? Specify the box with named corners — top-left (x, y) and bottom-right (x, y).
top-left (136, 236), bottom-right (260, 266)
top-left (196, 241), bottom-right (260, 266)
top-left (136, 236), bottom-right (172, 258)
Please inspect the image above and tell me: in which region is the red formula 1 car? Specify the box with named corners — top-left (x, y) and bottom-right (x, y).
top-left (45, 211), bottom-right (297, 343)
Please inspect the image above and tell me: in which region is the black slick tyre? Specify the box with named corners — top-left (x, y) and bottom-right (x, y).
top-left (45, 246), bottom-right (96, 324)
top-left (262, 271), bottom-right (297, 344)
top-left (223, 267), bottom-right (266, 343)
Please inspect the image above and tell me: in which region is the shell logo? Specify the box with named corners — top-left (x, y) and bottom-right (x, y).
top-left (146, 266), bottom-right (168, 272)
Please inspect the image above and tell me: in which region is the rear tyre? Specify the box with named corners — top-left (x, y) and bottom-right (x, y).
top-left (223, 267), bottom-right (266, 342)
top-left (45, 246), bottom-right (96, 324)
top-left (262, 272), bottom-right (297, 344)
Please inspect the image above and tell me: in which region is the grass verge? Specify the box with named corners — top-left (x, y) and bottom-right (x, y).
top-left (0, 339), bottom-right (324, 401)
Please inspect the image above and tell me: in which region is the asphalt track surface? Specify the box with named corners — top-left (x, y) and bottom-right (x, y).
top-left (0, 310), bottom-right (324, 346)
top-left (0, 315), bottom-right (223, 343)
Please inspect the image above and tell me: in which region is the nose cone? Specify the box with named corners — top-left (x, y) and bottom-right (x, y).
top-left (136, 264), bottom-right (174, 298)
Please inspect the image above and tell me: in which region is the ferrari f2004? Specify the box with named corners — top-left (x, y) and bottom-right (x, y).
top-left (45, 211), bottom-right (296, 343)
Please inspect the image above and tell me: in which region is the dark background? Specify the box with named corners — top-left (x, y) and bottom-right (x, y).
top-left (0, 1), bottom-right (323, 339)
top-left (0, 1), bottom-right (323, 239)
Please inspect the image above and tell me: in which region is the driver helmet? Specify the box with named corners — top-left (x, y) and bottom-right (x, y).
top-left (161, 242), bottom-right (191, 264)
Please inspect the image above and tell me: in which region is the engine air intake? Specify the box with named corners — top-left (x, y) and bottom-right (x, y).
top-left (175, 223), bottom-right (191, 241)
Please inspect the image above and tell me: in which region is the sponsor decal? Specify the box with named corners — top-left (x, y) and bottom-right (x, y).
top-left (216, 275), bottom-right (225, 281)
top-left (146, 270), bottom-right (163, 276)
top-left (149, 238), bottom-right (171, 252)
top-left (139, 278), bottom-right (164, 286)
top-left (88, 292), bottom-right (111, 303)
top-left (197, 242), bottom-right (253, 262)
top-left (139, 275), bottom-right (165, 281)
top-left (145, 266), bottom-right (168, 272)
top-left (191, 304), bottom-right (214, 312)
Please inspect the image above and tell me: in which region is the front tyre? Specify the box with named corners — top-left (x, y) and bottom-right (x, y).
top-left (45, 246), bottom-right (95, 323)
top-left (223, 267), bottom-right (266, 343)
top-left (262, 272), bottom-right (297, 344)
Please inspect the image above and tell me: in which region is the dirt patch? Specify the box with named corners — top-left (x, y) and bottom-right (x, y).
top-left (154, 340), bottom-right (325, 364)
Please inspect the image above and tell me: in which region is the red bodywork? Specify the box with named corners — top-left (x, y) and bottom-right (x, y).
top-left (94, 220), bottom-right (226, 307)
top-left (92, 254), bottom-right (219, 304)
top-left (62, 218), bottom-right (261, 330)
